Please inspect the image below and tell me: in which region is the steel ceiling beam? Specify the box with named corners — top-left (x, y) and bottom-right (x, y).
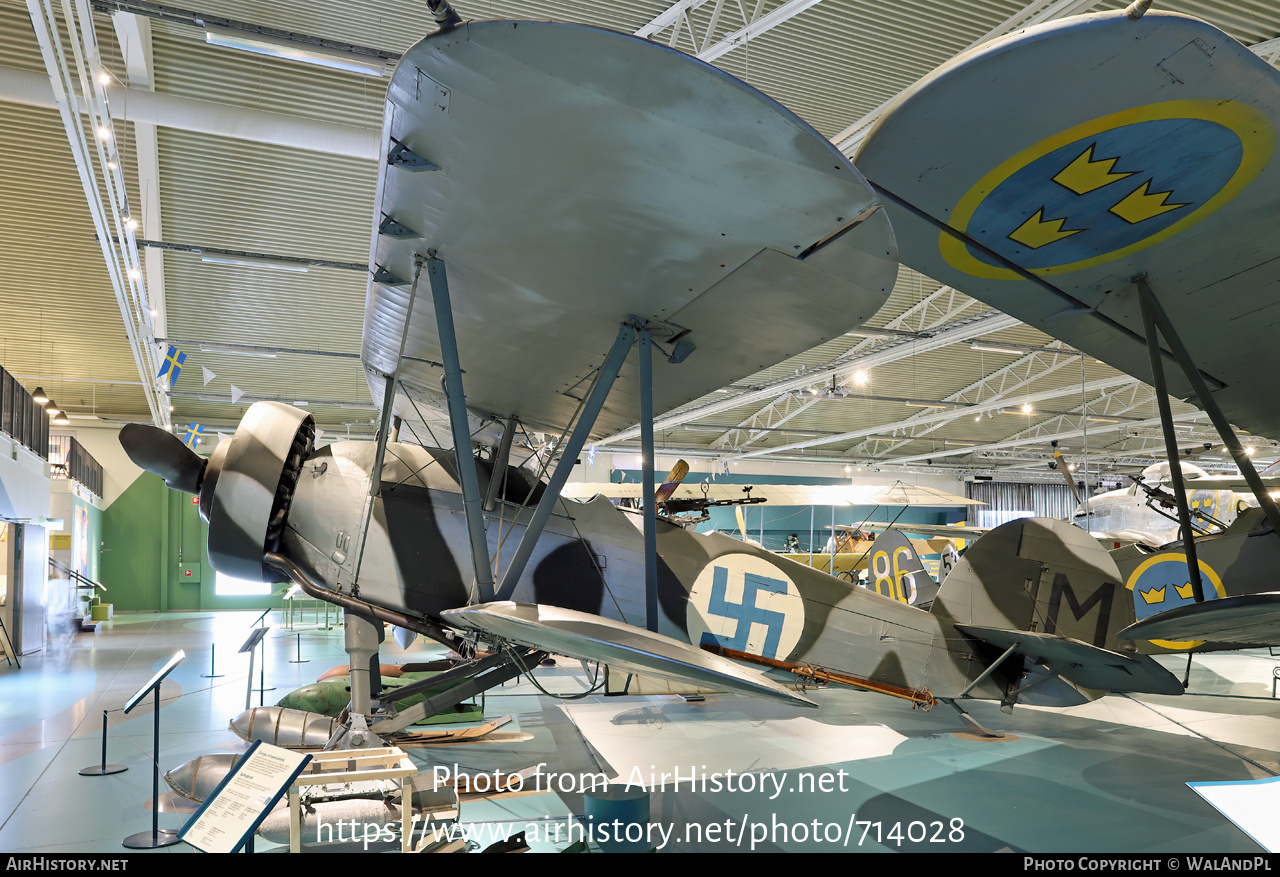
top-left (729, 376), bottom-right (1137, 461)
top-left (846, 343), bottom-right (1087, 459)
top-left (596, 310), bottom-right (1020, 448)
top-left (27, 0), bottom-right (169, 429)
top-left (711, 283), bottom-right (986, 451)
top-left (832, 0), bottom-right (1105, 153)
top-left (636, 0), bottom-right (828, 62)
top-left (0, 64), bottom-right (380, 159)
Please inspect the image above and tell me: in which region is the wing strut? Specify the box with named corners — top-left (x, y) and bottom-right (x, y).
top-left (495, 320), bottom-right (639, 601)
top-left (1135, 277), bottom-right (1207, 603)
top-left (1134, 277), bottom-right (1280, 544)
top-left (482, 416), bottom-right (517, 513)
top-left (427, 253), bottom-right (497, 604)
top-left (639, 326), bottom-right (659, 632)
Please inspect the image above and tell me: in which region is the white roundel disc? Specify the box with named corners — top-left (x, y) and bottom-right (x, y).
top-left (686, 553), bottom-right (805, 662)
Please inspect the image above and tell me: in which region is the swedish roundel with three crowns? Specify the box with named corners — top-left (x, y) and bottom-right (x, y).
top-left (941, 99), bottom-right (1273, 279)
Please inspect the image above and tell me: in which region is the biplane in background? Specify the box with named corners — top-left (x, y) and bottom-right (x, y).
top-left (562, 474), bottom-right (973, 593)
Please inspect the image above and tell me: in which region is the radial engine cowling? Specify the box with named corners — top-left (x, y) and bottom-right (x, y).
top-left (202, 401), bottom-right (314, 582)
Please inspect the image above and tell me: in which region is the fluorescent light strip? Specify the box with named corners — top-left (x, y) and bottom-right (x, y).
top-left (200, 345), bottom-right (278, 358)
top-left (200, 255), bottom-right (309, 273)
top-left (204, 24), bottom-right (388, 76)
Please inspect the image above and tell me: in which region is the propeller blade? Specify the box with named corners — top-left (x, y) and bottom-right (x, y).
top-left (119, 423), bottom-right (207, 494)
top-left (1053, 448), bottom-right (1083, 506)
top-left (653, 459), bottom-right (690, 505)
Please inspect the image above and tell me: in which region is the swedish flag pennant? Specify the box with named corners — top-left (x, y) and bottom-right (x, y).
top-left (158, 345), bottom-right (185, 386)
top-left (182, 423), bottom-right (204, 448)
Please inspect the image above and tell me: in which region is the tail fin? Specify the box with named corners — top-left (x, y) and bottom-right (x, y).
top-left (930, 517), bottom-right (1180, 706)
top-left (862, 529), bottom-right (939, 607)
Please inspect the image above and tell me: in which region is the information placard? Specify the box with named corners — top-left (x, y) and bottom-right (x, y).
top-left (180, 741), bottom-right (312, 853)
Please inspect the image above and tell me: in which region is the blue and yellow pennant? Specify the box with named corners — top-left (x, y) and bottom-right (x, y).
top-left (182, 423), bottom-right (204, 448)
top-left (158, 345), bottom-right (186, 386)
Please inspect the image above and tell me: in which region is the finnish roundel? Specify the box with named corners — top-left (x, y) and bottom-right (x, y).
top-left (686, 554), bottom-right (804, 662)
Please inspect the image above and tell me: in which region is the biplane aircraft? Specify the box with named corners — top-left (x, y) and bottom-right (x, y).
top-left (561, 475), bottom-right (973, 591)
top-left (121, 6), bottom-right (1192, 743)
top-left (855, 6), bottom-right (1280, 654)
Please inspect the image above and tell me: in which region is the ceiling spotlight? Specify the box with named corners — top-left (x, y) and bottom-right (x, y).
top-left (31, 386), bottom-right (48, 404)
top-left (853, 371), bottom-right (868, 385)
top-left (96, 126), bottom-right (111, 140)
top-left (1021, 404), bottom-right (1033, 414)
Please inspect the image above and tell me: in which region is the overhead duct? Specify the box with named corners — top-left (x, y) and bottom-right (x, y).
top-left (0, 66), bottom-right (380, 160)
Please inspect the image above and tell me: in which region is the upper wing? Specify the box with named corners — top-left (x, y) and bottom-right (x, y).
top-left (562, 481), bottom-right (982, 506)
top-left (856, 11), bottom-right (1280, 440)
top-left (885, 521), bottom-right (991, 540)
top-left (365, 20), bottom-right (897, 443)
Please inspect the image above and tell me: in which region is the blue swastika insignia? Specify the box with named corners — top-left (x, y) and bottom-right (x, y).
top-left (698, 565), bottom-right (789, 658)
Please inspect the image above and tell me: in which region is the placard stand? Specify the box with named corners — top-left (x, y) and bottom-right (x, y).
top-left (121, 650), bottom-right (186, 849)
top-left (179, 740), bottom-right (312, 854)
top-left (249, 610), bottom-right (275, 697)
top-left (201, 643), bottom-right (224, 679)
top-left (78, 710), bottom-right (127, 776)
top-left (288, 633), bottom-right (308, 664)
top-left (239, 627), bottom-right (270, 711)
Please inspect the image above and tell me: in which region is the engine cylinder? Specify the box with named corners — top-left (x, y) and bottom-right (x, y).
top-left (205, 401), bottom-right (314, 581)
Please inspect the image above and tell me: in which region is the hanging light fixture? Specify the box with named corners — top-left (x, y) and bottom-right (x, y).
top-left (51, 410), bottom-right (71, 426)
top-left (44, 399), bottom-right (61, 417)
top-left (31, 386), bottom-right (49, 404)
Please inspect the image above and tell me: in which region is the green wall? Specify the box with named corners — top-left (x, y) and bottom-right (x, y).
top-left (72, 493), bottom-right (101, 584)
top-left (101, 474), bottom-right (286, 612)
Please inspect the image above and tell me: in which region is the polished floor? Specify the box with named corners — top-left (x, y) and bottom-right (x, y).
top-left (0, 609), bottom-right (1277, 853)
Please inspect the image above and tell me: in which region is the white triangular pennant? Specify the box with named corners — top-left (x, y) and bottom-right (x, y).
top-left (314, 428), bottom-right (324, 443)
top-left (229, 384), bottom-right (244, 404)
top-left (201, 366), bottom-right (216, 386)
top-left (216, 431), bottom-right (228, 442)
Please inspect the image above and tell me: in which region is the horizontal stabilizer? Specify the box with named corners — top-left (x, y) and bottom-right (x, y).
top-left (956, 623), bottom-right (1182, 695)
top-left (441, 602), bottom-right (815, 708)
top-left (1118, 593), bottom-right (1280, 646)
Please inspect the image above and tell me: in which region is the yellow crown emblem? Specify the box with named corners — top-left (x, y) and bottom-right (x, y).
top-left (1140, 586), bottom-right (1166, 605)
top-left (1175, 581), bottom-right (1195, 600)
